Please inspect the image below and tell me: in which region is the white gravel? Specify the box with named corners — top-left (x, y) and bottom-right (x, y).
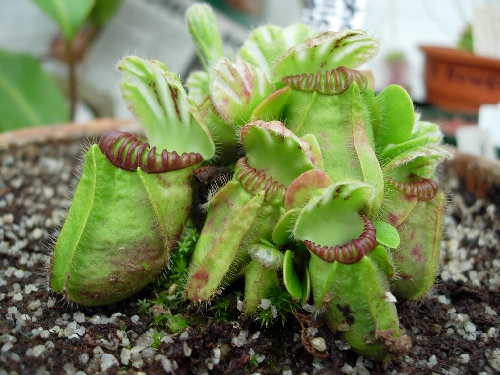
top-left (1, 135), bottom-right (500, 374)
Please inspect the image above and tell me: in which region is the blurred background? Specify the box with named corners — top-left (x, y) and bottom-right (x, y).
top-left (1, 0), bottom-right (499, 154)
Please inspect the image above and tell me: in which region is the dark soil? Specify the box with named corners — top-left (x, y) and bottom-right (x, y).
top-left (1, 136), bottom-right (499, 375)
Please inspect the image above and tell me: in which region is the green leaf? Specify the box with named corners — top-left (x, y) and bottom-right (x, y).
top-left (137, 167), bottom-right (195, 257)
top-left (250, 86), bottom-right (291, 122)
top-left (273, 30), bottom-right (380, 81)
top-left (88, 0), bottom-right (122, 27)
top-left (0, 50), bottom-right (69, 132)
top-left (378, 184), bottom-right (418, 228)
top-left (374, 85), bottom-right (415, 146)
top-left (210, 58), bottom-right (275, 126)
top-left (50, 145), bottom-right (99, 294)
top-left (118, 56), bottom-right (215, 159)
top-left (272, 208), bottom-right (300, 246)
top-left (369, 245), bottom-right (395, 279)
top-left (391, 193), bottom-right (445, 300)
top-left (379, 121), bottom-right (444, 162)
top-left (198, 98), bottom-right (239, 163)
top-left (293, 182), bottom-right (374, 249)
top-left (300, 265), bottom-right (311, 305)
top-left (243, 259), bottom-right (279, 315)
top-left (186, 70), bottom-right (210, 105)
top-left (241, 121), bottom-right (316, 187)
top-left (238, 23), bottom-right (313, 80)
top-left (31, 0), bottom-right (96, 41)
top-left (360, 88), bottom-right (379, 149)
top-left (383, 146), bottom-right (453, 178)
top-left (189, 181), bottom-right (251, 266)
top-left (284, 169), bottom-right (332, 210)
top-left (300, 134), bottom-right (323, 170)
top-left (322, 257), bottom-right (408, 362)
top-left (50, 145), bottom-right (170, 306)
top-left (284, 83), bottom-right (384, 217)
top-left (308, 253), bottom-right (336, 310)
top-left (283, 250), bottom-right (302, 300)
top-left (186, 3), bottom-right (224, 73)
top-left (185, 190), bottom-right (266, 302)
top-left (374, 221), bottom-right (400, 249)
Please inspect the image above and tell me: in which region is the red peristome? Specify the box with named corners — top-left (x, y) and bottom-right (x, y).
top-left (98, 131), bottom-right (203, 173)
top-left (281, 66), bottom-right (368, 95)
top-left (303, 214), bottom-right (377, 264)
top-left (388, 175), bottom-right (437, 201)
top-left (234, 158), bottom-right (286, 205)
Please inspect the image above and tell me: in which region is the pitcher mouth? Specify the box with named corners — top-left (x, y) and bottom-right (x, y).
top-left (281, 66), bottom-right (368, 95)
top-left (303, 214), bottom-right (377, 264)
top-left (387, 174), bottom-right (438, 201)
top-left (99, 131), bottom-right (203, 173)
top-left (234, 157), bottom-right (286, 206)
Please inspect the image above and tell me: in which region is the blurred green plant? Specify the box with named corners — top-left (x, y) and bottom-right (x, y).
top-left (0, 0), bottom-right (122, 132)
top-left (31, 0), bottom-right (96, 42)
top-left (88, 0), bottom-right (123, 27)
top-left (458, 23), bottom-right (473, 52)
top-left (0, 50), bottom-right (69, 131)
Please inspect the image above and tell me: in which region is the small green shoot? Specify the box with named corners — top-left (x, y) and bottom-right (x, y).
top-left (151, 329), bottom-right (163, 349)
top-left (255, 286), bottom-right (300, 328)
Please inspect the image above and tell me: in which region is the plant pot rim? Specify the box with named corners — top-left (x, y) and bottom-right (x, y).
top-left (419, 45), bottom-right (500, 69)
top-left (0, 118), bottom-right (141, 150)
top-left (443, 146), bottom-right (500, 202)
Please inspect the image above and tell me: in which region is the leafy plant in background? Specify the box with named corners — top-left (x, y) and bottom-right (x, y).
top-left (31, 0), bottom-right (96, 120)
top-left (458, 23), bottom-right (473, 51)
top-left (48, 3), bottom-right (452, 363)
top-left (0, 0), bottom-right (122, 132)
top-left (0, 49), bottom-right (69, 132)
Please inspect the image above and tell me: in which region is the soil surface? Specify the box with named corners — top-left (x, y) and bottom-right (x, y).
top-left (1, 135), bottom-right (500, 375)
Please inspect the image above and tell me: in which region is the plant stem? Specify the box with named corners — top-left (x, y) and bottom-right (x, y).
top-left (65, 38), bottom-right (77, 120)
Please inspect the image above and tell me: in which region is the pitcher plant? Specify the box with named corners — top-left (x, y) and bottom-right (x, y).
top-left (49, 3), bottom-right (452, 362)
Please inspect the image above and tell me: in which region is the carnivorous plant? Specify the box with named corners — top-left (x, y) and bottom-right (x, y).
top-left (49, 3), bottom-right (452, 362)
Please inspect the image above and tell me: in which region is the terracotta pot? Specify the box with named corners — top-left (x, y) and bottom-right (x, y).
top-left (420, 46), bottom-right (500, 114)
